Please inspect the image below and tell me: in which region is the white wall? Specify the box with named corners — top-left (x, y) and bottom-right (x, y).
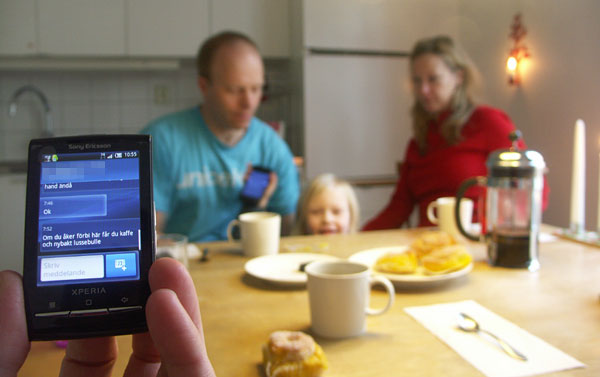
top-left (459, 0), bottom-right (600, 229)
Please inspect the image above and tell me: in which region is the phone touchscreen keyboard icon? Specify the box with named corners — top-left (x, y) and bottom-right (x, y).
top-left (106, 253), bottom-right (137, 278)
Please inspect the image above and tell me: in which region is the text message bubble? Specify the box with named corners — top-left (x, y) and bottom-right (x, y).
top-left (40, 194), bottom-right (107, 219)
top-left (39, 218), bottom-right (140, 253)
top-left (40, 254), bottom-right (104, 282)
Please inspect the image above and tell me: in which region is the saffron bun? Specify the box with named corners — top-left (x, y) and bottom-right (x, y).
top-left (410, 230), bottom-right (456, 258)
top-left (374, 250), bottom-right (418, 274)
top-left (372, 231), bottom-right (472, 276)
top-left (262, 331), bottom-right (328, 377)
top-left (421, 244), bottom-right (472, 274)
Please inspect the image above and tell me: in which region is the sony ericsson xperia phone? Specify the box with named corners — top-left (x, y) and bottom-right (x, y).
top-left (22, 135), bottom-right (155, 340)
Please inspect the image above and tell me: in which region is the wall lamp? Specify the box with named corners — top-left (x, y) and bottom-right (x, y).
top-left (507, 13), bottom-right (530, 86)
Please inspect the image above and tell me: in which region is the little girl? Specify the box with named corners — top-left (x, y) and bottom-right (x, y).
top-left (293, 173), bottom-right (360, 235)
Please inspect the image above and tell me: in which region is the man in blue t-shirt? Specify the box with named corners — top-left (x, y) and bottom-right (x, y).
top-left (142, 31), bottom-right (299, 242)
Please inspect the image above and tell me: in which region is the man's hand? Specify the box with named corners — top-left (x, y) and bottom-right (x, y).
top-left (257, 172), bottom-right (278, 209)
top-left (243, 165), bottom-right (278, 209)
top-left (0, 270), bottom-right (30, 377)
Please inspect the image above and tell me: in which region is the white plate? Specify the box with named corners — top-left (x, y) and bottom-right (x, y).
top-left (244, 253), bottom-right (340, 287)
top-left (349, 246), bottom-right (472, 288)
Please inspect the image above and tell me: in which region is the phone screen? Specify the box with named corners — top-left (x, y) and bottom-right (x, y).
top-left (241, 168), bottom-right (270, 202)
top-left (37, 150), bottom-right (142, 286)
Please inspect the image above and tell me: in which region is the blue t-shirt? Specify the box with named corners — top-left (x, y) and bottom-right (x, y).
top-left (141, 106), bottom-right (299, 241)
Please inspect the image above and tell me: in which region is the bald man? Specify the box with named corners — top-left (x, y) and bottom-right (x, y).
top-left (142, 31), bottom-right (299, 242)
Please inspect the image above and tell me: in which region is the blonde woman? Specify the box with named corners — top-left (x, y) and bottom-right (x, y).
top-left (364, 35), bottom-right (548, 230)
top-left (294, 174), bottom-right (360, 235)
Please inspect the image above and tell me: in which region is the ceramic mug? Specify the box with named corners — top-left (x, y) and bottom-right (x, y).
top-left (427, 197), bottom-right (473, 239)
top-left (226, 212), bottom-right (281, 257)
top-left (305, 260), bottom-right (395, 339)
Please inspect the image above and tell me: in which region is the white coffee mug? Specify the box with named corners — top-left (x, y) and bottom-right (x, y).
top-left (226, 212), bottom-right (281, 257)
top-left (427, 197), bottom-right (473, 239)
top-left (305, 260), bottom-right (395, 339)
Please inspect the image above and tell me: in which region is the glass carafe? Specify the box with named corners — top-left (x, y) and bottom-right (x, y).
top-left (455, 131), bottom-right (546, 271)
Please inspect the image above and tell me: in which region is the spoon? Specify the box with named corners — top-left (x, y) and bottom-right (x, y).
top-left (457, 312), bottom-right (528, 361)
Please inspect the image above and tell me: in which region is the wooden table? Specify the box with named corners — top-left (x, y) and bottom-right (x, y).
top-left (18, 226), bottom-right (600, 376)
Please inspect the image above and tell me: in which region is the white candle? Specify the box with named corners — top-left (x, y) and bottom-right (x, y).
top-left (598, 152), bottom-right (600, 232)
top-left (570, 119), bottom-right (585, 233)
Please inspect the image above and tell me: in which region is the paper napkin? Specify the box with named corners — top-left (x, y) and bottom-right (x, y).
top-left (404, 300), bottom-right (584, 377)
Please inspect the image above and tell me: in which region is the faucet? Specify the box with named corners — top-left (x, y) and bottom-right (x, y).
top-left (8, 85), bottom-right (54, 138)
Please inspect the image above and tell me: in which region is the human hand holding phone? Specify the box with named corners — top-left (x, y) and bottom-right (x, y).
top-left (0, 258), bottom-right (216, 377)
top-left (7, 135), bottom-right (214, 376)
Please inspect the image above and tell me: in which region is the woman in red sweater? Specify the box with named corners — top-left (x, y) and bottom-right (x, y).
top-left (363, 36), bottom-right (546, 230)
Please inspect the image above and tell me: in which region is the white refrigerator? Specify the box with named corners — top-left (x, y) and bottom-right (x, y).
top-left (294, 0), bottom-right (459, 223)
top-left (301, 51), bottom-right (412, 224)
top-left (303, 52), bottom-right (411, 180)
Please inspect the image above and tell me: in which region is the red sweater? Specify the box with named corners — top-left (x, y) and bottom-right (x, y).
top-left (363, 106), bottom-right (548, 230)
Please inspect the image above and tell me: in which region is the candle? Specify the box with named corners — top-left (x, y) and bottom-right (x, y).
top-left (570, 119), bottom-right (585, 233)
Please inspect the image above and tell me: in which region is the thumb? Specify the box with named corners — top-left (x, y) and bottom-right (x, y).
top-left (0, 271), bottom-right (31, 377)
top-left (146, 289), bottom-right (215, 377)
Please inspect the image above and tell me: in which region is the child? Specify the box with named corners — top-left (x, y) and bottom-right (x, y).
top-left (293, 173), bottom-right (360, 235)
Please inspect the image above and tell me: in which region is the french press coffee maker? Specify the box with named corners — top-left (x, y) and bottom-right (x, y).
top-left (455, 131), bottom-right (546, 271)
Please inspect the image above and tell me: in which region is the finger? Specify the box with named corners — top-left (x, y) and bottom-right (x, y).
top-left (0, 270), bottom-right (30, 377)
top-left (59, 337), bottom-right (117, 377)
top-left (243, 163), bottom-right (253, 181)
top-left (265, 172), bottom-right (278, 197)
top-left (123, 332), bottom-right (161, 377)
top-left (124, 258), bottom-right (203, 377)
top-left (258, 172), bottom-right (278, 208)
top-left (148, 258), bottom-right (201, 329)
top-left (146, 289), bottom-right (214, 377)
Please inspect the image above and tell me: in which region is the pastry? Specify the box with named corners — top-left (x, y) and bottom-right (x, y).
top-left (262, 331), bottom-right (328, 377)
top-left (370, 231), bottom-right (471, 276)
top-left (374, 250), bottom-right (418, 274)
top-left (410, 230), bottom-right (456, 258)
top-left (421, 244), bottom-right (472, 274)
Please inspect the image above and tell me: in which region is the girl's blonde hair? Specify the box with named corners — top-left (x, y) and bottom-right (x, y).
top-left (293, 173), bottom-right (360, 235)
top-left (410, 35), bottom-right (479, 154)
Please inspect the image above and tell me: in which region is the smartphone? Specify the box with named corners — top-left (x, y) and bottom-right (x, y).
top-left (22, 135), bottom-right (155, 341)
top-left (240, 166), bottom-right (271, 205)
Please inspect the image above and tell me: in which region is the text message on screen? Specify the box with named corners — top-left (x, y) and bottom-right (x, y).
top-left (37, 152), bottom-right (141, 285)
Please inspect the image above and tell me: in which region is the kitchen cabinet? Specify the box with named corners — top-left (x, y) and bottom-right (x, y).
top-left (0, 0), bottom-right (37, 55)
top-left (0, 174), bottom-right (26, 272)
top-left (126, 0), bottom-right (209, 56)
top-left (304, 0), bottom-right (459, 51)
top-left (38, 0), bottom-right (126, 55)
top-left (0, 0), bottom-right (289, 58)
top-left (211, 0), bottom-right (289, 57)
